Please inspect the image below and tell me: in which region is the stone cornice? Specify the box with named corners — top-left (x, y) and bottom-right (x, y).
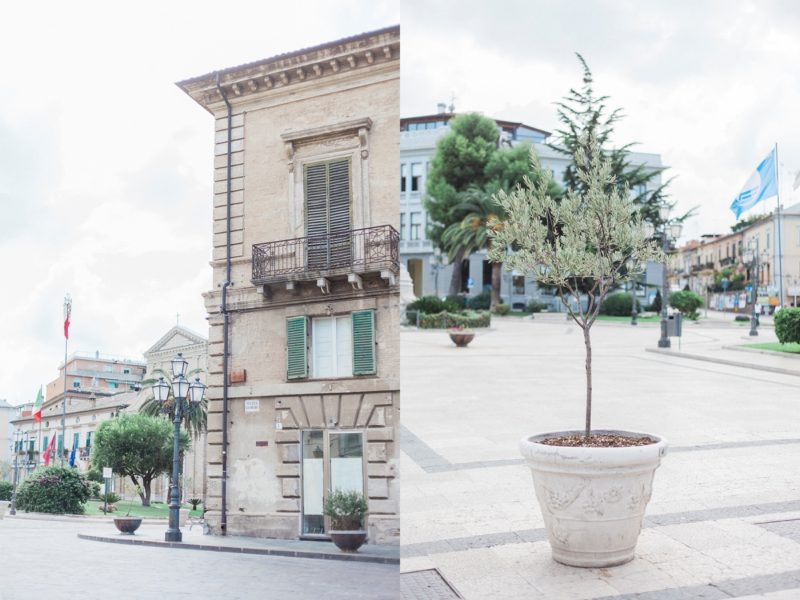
top-left (177, 26), bottom-right (399, 114)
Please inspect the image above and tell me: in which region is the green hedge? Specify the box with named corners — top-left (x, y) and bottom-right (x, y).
top-left (600, 293), bottom-right (640, 316)
top-left (775, 308), bottom-right (800, 344)
top-left (407, 295), bottom-right (462, 314)
top-left (669, 290), bottom-right (704, 320)
top-left (0, 480), bottom-right (12, 501)
top-left (466, 291), bottom-right (491, 310)
top-left (15, 466), bottom-right (91, 514)
top-left (526, 300), bottom-right (548, 313)
top-left (418, 310), bottom-right (491, 329)
top-left (493, 304), bottom-right (511, 316)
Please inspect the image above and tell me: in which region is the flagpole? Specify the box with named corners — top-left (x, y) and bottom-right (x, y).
top-left (61, 294), bottom-right (71, 468)
top-left (775, 143), bottom-right (784, 307)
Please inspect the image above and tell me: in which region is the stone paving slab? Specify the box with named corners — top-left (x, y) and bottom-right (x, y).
top-left (401, 569), bottom-right (463, 599)
top-left (401, 319), bottom-right (800, 599)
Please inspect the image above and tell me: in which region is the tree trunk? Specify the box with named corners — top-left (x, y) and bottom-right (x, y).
top-left (448, 247), bottom-right (465, 296)
top-left (490, 262), bottom-right (503, 309)
top-left (141, 476), bottom-right (152, 507)
top-left (583, 326), bottom-right (593, 439)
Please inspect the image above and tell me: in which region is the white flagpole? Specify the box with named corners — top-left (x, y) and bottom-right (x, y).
top-left (775, 143), bottom-right (784, 307)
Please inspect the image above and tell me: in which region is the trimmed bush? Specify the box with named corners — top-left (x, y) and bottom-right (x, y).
top-left (526, 300), bottom-right (548, 313)
top-left (775, 308), bottom-right (800, 344)
top-left (493, 304), bottom-right (511, 316)
top-left (466, 291), bottom-right (491, 310)
top-left (86, 467), bottom-right (104, 483)
top-left (407, 296), bottom-right (447, 314)
top-left (323, 490), bottom-right (368, 530)
top-left (669, 290), bottom-right (704, 320)
top-left (0, 480), bottom-right (12, 501)
top-left (445, 295), bottom-right (467, 310)
top-left (418, 310), bottom-right (491, 329)
top-left (646, 290), bottom-right (662, 313)
top-left (600, 293), bottom-right (640, 316)
top-left (15, 466), bottom-right (91, 514)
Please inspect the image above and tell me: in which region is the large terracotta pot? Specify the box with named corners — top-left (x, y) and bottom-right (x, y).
top-left (113, 517), bottom-right (143, 534)
top-left (448, 330), bottom-right (475, 347)
top-left (329, 530), bottom-right (368, 553)
top-left (520, 430), bottom-right (667, 568)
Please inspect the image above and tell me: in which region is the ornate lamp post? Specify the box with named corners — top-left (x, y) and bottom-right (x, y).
top-left (744, 238), bottom-right (762, 337)
top-left (9, 429), bottom-right (22, 516)
top-left (153, 352), bottom-right (205, 543)
top-left (657, 206), bottom-right (683, 348)
top-left (429, 248), bottom-right (448, 298)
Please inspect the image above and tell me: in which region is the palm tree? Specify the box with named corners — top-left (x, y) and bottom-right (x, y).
top-left (139, 369), bottom-right (207, 439)
top-left (442, 187), bottom-right (505, 309)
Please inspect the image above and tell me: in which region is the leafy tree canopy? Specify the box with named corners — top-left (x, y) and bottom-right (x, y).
top-left (91, 413), bottom-right (189, 506)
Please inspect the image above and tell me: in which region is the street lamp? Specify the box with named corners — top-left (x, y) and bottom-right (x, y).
top-left (744, 238), bottom-right (764, 337)
top-left (154, 352), bottom-right (205, 543)
top-left (657, 207), bottom-right (683, 348)
top-left (429, 248), bottom-right (448, 298)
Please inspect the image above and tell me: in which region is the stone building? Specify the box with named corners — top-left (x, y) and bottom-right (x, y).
top-left (177, 27), bottom-right (400, 543)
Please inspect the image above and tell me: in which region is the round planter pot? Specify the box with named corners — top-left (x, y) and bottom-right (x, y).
top-left (449, 331), bottom-right (475, 347)
top-left (113, 517), bottom-right (143, 534)
top-left (0, 500), bottom-right (9, 519)
top-left (520, 430), bottom-right (667, 568)
top-left (329, 530), bottom-right (368, 553)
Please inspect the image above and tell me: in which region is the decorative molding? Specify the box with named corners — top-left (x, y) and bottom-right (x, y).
top-left (282, 118), bottom-right (371, 174)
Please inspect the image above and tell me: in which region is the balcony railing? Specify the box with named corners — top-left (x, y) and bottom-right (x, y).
top-left (252, 225), bottom-right (399, 285)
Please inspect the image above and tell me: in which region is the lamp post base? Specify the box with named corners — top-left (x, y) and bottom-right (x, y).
top-left (165, 529), bottom-right (182, 542)
top-left (657, 338), bottom-right (671, 348)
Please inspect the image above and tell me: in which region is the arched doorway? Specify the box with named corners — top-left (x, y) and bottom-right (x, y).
top-left (407, 259), bottom-right (423, 297)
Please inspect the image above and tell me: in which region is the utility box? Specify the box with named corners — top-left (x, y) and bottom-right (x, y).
top-left (667, 313), bottom-right (682, 337)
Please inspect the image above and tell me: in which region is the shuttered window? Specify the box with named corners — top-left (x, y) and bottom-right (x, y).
top-left (311, 316), bottom-right (353, 378)
top-left (286, 316), bottom-right (309, 380)
top-left (351, 309), bottom-right (376, 376)
top-left (304, 158), bottom-right (352, 270)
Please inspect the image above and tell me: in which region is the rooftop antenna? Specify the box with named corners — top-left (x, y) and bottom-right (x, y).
top-left (448, 92), bottom-right (456, 113)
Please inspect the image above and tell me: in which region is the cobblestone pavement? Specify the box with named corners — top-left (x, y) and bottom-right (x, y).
top-left (0, 518), bottom-right (399, 600)
top-left (401, 317), bottom-right (800, 599)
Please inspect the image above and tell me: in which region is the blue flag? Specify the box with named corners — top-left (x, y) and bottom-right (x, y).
top-left (730, 148), bottom-right (778, 219)
top-left (68, 446), bottom-right (77, 467)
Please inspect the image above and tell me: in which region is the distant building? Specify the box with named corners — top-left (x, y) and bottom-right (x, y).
top-left (669, 202), bottom-right (800, 310)
top-left (178, 27), bottom-right (400, 543)
top-left (0, 399), bottom-right (15, 480)
top-left (400, 107), bottom-right (665, 308)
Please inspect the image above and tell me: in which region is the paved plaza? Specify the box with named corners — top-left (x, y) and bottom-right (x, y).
top-left (400, 314), bottom-right (800, 599)
top-left (0, 518), bottom-right (399, 600)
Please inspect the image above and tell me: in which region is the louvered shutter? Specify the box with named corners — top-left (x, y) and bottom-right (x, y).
top-left (304, 159), bottom-right (352, 270)
top-left (286, 316), bottom-right (309, 379)
top-left (351, 310), bottom-right (376, 376)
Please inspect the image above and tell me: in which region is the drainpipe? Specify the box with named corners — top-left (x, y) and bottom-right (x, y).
top-left (215, 72), bottom-right (233, 536)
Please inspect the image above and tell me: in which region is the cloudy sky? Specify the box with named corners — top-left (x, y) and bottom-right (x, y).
top-left (402, 0), bottom-right (800, 239)
top-left (0, 1), bottom-right (397, 405)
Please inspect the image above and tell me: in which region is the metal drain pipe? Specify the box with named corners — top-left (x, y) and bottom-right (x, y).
top-left (215, 72), bottom-right (233, 536)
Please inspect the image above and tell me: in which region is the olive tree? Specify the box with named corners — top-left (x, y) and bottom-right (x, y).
top-left (488, 131), bottom-right (662, 438)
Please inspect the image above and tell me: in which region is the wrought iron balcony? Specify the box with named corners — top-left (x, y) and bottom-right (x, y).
top-left (252, 225), bottom-right (399, 286)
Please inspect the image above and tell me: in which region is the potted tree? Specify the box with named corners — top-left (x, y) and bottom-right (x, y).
top-left (323, 489), bottom-right (368, 553)
top-left (488, 130), bottom-right (666, 567)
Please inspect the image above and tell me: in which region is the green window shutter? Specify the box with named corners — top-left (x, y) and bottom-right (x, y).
top-left (43, 436), bottom-right (49, 453)
top-left (352, 310), bottom-right (376, 376)
top-left (286, 316), bottom-right (309, 380)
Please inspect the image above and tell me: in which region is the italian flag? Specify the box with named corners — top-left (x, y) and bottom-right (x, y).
top-left (43, 434), bottom-right (56, 466)
top-left (33, 386), bottom-right (43, 423)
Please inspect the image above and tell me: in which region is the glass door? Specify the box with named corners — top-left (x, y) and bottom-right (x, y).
top-left (300, 430), bottom-right (364, 537)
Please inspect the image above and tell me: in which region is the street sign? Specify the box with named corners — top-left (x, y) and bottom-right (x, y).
top-left (102, 467), bottom-right (112, 479)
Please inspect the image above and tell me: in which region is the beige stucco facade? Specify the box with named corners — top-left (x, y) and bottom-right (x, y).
top-left (178, 27), bottom-right (400, 543)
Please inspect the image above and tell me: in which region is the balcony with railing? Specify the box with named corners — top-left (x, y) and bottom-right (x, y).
top-left (252, 225), bottom-right (400, 293)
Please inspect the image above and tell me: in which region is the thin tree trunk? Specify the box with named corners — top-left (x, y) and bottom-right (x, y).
top-left (490, 262), bottom-right (502, 309)
top-left (583, 326), bottom-right (592, 439)
top-left (448, 247), bottom-right (465, 296)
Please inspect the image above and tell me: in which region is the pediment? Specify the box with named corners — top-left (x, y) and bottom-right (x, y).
top-left (144, 326), bottom-right (207, 358)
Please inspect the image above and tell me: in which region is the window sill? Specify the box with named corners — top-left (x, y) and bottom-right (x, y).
top-left (287, 375), bottom-right (378, 383)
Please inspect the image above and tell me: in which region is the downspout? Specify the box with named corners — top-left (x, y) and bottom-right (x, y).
top-left (215, 72), bottom-right (232, 536)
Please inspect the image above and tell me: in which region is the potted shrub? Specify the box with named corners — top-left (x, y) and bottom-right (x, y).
top-left (323, 490), bottom-right (368, 552)
top-left (448, 325), bottom-right (475, 347)
top-left (0, 481), bottom-right (11, 519)
top-left (488, 129), bottom-right (667, 567)
top-left (113, 485), bottom-right (143, 534)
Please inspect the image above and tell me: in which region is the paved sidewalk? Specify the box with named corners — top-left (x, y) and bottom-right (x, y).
top-left (400, 318), bottom-right (800, 599)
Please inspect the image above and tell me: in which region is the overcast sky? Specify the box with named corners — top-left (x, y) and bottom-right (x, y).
top-left (0, 1), bottom-right (397, 405)
top-left (4, 1), bottom-right (799, 405)
top-left (401, 0), bottom-right (800, 240)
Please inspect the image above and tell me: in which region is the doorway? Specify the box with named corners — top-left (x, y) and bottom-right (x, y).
top-left (301, 430), bottom-right (365, 537)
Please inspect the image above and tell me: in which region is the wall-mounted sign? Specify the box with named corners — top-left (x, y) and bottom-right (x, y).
top-left (244, 399), bottom-right (260, 413)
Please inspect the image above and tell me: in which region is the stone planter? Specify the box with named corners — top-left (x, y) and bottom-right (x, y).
top-left (329, 530), bottom-right (368, 553)
top-left (113, 517), bottom-right (143, 534)
top-left (0, 500), bottom-right (9, 519)
top-left (448, 330), bottom-right (475, 347)
top-left (520, 430), bottom-right (667, 568)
